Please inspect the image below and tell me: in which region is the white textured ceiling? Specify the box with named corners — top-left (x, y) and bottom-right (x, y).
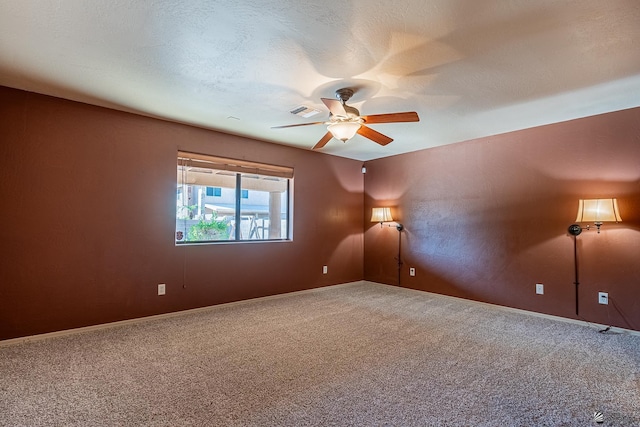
top-left (1, 0), bottom-right (639, 160)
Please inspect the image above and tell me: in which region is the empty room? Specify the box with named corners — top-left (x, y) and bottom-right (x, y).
top-left (1, 1), bottom-right (639, 426)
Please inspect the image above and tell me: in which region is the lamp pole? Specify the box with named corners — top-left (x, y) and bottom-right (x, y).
top-left (573, 234), bottom-right (580, 316)
top-left (395, 223), bottom-right (404, 286)
top-left (568, 224), bottom-right (582, 316)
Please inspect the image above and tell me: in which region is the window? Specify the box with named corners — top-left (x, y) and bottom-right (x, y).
top-left (176, 151), bottom-right (292, 243)
top-left (206, 187), bottom-right (222, 197)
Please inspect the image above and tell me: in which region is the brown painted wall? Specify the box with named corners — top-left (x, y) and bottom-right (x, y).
top-left (364, 107), bottom-right (640, 331)
top-left (0, 86), bottom-right (364, 340)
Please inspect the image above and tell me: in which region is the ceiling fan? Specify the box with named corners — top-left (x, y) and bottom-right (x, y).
top-left (272, 88), bottom-right (420, 150)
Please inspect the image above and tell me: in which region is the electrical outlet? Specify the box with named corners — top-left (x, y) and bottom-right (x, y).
top-left (536, 283), bottom-right (544, 295)
top-left (598, 292), bottom-right (608, 305)
top-left (323, 265), bottom-right (328, 274)
top-left (409, 268), bottom-right (416, 276)
top-left (158, 284), bottom-right (166, 296)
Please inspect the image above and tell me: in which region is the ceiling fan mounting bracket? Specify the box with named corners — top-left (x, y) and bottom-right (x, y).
top-left (335, 88), bottom-right (355, 104)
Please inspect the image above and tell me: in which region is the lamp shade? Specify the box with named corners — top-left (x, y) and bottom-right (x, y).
top-left (575, 198), bottom-right (622, 223)
top-left (328, 122), bottom-right (361, 141)
top-left (371, 207), bottom-right (394, 223)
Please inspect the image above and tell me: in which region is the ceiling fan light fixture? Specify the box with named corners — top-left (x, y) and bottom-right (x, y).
top-left (328, 122), bottom-right (361, 141)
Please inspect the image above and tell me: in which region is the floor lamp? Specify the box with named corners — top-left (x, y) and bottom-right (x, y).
top-left (567, 198), bottom-right (621, 316)
top-left (371, 207), bottom-right (404, 286)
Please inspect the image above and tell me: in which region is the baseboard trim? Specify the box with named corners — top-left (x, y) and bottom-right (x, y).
top-left (364, 281), bottom-right (640, 337)
top-left (0, 281), bottom-right (364, 347)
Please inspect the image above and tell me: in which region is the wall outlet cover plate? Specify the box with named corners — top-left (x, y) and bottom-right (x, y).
top-left (598, 292), bottom-right (608, 304)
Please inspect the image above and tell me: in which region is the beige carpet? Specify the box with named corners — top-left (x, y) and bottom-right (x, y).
top-left (1, 282), bottom-right (639, 426)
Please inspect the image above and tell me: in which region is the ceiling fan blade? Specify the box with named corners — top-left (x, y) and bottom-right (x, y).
top-left (321, 98), bottom-right (347, 117)
top-left (271, 121), bottom-right (325, 129)
top-left (312, 131), bottom-right (334, 150)
top-left (362, 111), bottom-right (420, 124)
top-left (357, 125), bottom-right (394, 146)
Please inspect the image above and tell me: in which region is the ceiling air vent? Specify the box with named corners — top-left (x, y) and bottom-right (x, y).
top-left (290, 105), bottom-right (321, 118)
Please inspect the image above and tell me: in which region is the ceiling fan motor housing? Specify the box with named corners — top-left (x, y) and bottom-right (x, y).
top-left (333, 88), bottom-right (360, 118)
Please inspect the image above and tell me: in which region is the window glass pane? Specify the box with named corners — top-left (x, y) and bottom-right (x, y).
top-left (176, 167), bottom-right (236, 243)
top-left (240, 173), bottom-right (288, 240)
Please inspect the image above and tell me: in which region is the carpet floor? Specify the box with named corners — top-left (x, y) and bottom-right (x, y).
top-left (1, 282), bottom-right (639, 426)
